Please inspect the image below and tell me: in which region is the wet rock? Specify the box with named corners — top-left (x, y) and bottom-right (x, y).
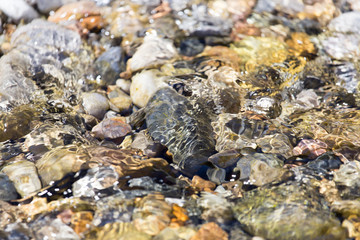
top-left (190, 222), bottom-right (228, 240)
top-left (95, 47), bottom-right (124, 85)
top-left (0, 173), bottom-right (18, 201)
top-left (48, 0), bottom-right (103, 32)
top-left (230, 36), bottom-right (288, 72)
top-left (92, 194), bottom-right (134, 227)
top-left (116, 79), bottom-right (131, 94)
top-left (0, 105), bottom-right (38, 141)
top-left (73, 166), bottom-right (119, 198)
top-left (293, 139), bottom-right (328, 159)
top-left (129, 34), bottom-right (177, 72)
top-left (235, 153), bottom-right (286, 186)
top-left (233, 182), bottom-right (346, 240)
top-left (91, 117), bottom-right (132, 141)
top-left (0, 0), bottom-right (39, 22)
top-left (328, 11), bottom-right (360, 34)
top-left (36, 145), bottom-right (89, 186)
top-left (322, 33), bottom-right (360, 60)
top-left (255, 133), bottom-right (293, 158)
top-left (88, 222), bottom-right (151, 240)
top-left (20, 122), bottom-right (87, 161)
top-left (131, 130), bottom-right (165, 158)
top-left (198, 192), bottom-right (233, 224)
top-left (130, 70), bottom-right (168, 108)
top-left (30, 216), bottom-right (80, 240)
top-left (334, 161), bottom-right (360, 199)
top-left (1, 222), bottom-right (33, 239)
top-left (133, 194), bottom-right (172, 235)
top-left (36, 0), bottom-right (78, 13)
top-left (87, 146), bottom-right (170, 179)
top-left (208, 150), bottom-right (241, 169)
top-left (180, 38), bottom-right (205, 57)
top-left (176, 4), bottom-right (232, 37)
top-left (154, 226), bottom-right (196, 240)
top-left (81, 92), bottom-right (110, 119)
top-left (191, 175), bottom-right (216, 192)
top-left (306, 152), bottom-right (342, 171)
top-left (2, 159), bottom-right (42, 198)
top-left (145, 87), bottom-right (216, 176)
top-left (254, 0), bottom-right (304, 16)
top-left (107, 87), bottom-right (132, 112)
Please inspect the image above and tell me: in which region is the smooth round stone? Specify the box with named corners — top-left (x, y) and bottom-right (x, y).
top-left (81, 92), bottom-right (110, 119)
top-left (2, 160), bottom-right (42, 198)
top-left (0, 173), bottom-right (18, 201)
top-left (130, 70), bottom-right (168, 108)
top-left (91, 117), bottom-right (132, 140)
top-left (322, 33), bottom-right (360, 60)
top-left (129, 34), bottom-right (177, 72)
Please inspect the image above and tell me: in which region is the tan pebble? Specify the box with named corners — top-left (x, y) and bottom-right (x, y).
top-left (190, 222), bottom-right (228, 240)
top-left (192, 175), bottom-right (216, 192)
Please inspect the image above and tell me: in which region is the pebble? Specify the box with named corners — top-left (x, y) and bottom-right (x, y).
top-left (95, 47), bottom-right (125, 85)
top-left (72, 166), bottom-right (119, 198)
top-left (129, 34), bottom-right (177, 72)
top-left (328, 11), bottom-right (360, 34)
top-left (91, 117), bottom-right (132, 141)
top-left (191, 175), bottom-right (216, 192)
top-left (1, 159), bottom-right (42, 198)
top-left (81, 92), bottom-right (110, 119)
top-left (0, 0), bottom-right (39, 22)
top-left (130, 70), bottom-right (168, 108)
top-left (0, 173), bottom-right (18, 201)
top-left (190, 222), bottom-right (228, 240)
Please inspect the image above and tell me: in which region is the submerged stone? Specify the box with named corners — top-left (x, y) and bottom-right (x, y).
top-left (233, 182), bottom-right (346, 240)
top-left (145, 87), bottom-right (216, 176)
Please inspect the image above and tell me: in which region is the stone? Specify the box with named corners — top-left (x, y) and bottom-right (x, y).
top-left (107, 87), bottom-right (132, 112)
top-left (129, 34), bottom-right (177, 72)
top-left (235, 153), bottom-right (286, 186)
top-left (322, 33), bottom-right (360, 60)
top-left (72, 166), bottom-right (119, 198)
top-left (198, 192), bottom-right (233, 224)
top-left (81, 92), bottom-right (110, 119)
top-left (30, 217), bottom-right (80, 240)
top-left (36, 0), bottom-right (78, 13)
top-left (2, 159), bottom-right (42, 198)
top-left (36, 145), bottom-right (89, 186)
top-left (91, 117), bottom-right (132, 141)
top-left (0, 173), bottom-right (18, 201)
top-left (233, 182), bottom-right (346, 240)
top-left (191, 175), bottom-right (216, 192)
top-left (130, 70), bottom-right (168, 108)
top-left (293, 139), bottom-right (328, 159)
top-left (145, 87), bottom-right (216, 177)
top-left (328, 11), bottom-right (360, 34)
top-left (95, 47), bottom-right (125, 85)
top-left (131, 130), bottom-right (165, 157)
top-left (179, 38), bottom-right (205, 57)
top-left (0, 0), bottom-right (39, 22)
top-left (333, 161), bottom-right (360, 199)
top-left (133, 194), bottom-right (172, 235)
top-left (190, 222), bottom-right (228, 240)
